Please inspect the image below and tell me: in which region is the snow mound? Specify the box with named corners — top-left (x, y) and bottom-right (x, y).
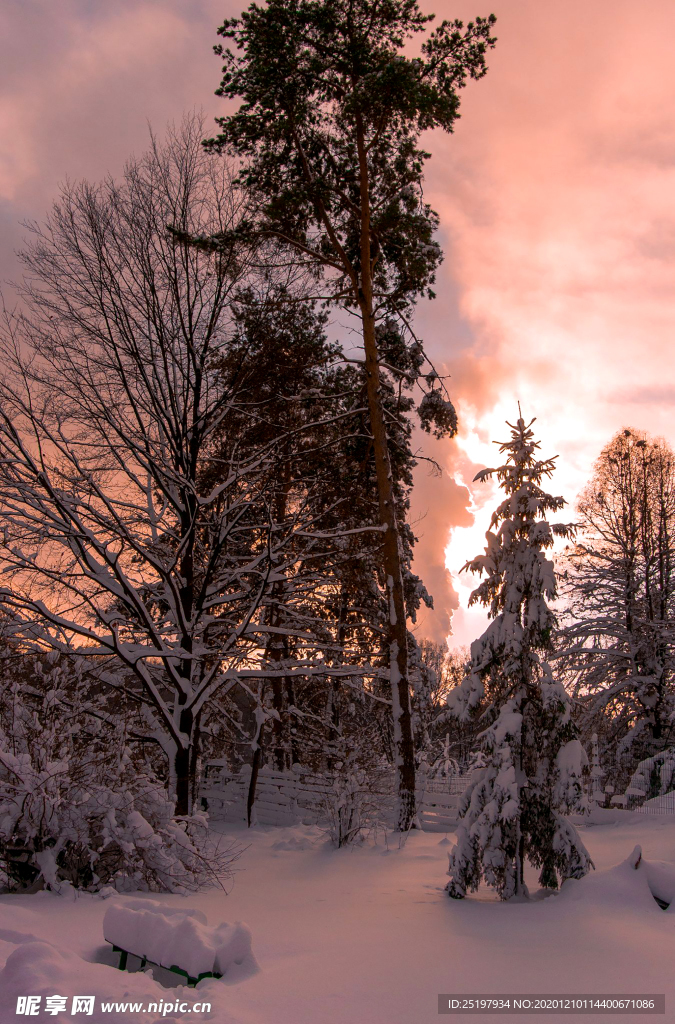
top-left (0, 940), bottom-right (177, 1024)
top-left (271, 835), bottom-right (315, 851)
top-left (559, 845), bottom-right (667, 914)
top-left (113, 897), bottom-right (208, 924)
top-left (643, 861), bottom-right (675, 907)
top-left (103, 902), bottom-right (255, 979)
top-left (641, 793), bottom-right (675, 813)
top-left (0, 904), bottom-right (42, 945)
top-left (571, 804), bottom-right (647, 825)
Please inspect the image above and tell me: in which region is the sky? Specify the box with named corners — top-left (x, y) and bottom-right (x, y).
top-left (2, 0), bottom-right (674, 649)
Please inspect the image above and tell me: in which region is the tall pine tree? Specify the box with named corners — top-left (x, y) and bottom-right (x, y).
top-left (446, 414), bottom-right (592, 900)
top-left (187, 0), bottom-right (496, 829)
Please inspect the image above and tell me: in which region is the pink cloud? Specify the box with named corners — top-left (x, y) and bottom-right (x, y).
top-left (412, 0), bottom-right (675, 644)
top-left (2, 0), bottom-right (675, 647)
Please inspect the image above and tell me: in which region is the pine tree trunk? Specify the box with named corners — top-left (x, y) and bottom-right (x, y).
top-left (327, 588), bottom-right (348, 768)
top-left (286, 676), bottom-right (299, 766)
top-left (361, 309), bottom-right (417, 831)
top-left (247, 724), bottom-right (264, 827)
top-left (356, 122), bottom-right (416, 831)
top-left (516, 831), bottom-right (526, 896)
top-left (267, 576), bottom-right (291, 771)
top-left (271, 676), bottom-right (286, 771)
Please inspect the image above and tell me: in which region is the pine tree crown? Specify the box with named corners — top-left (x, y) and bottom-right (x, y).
top-left (463, 415), bottom-right (575, 620)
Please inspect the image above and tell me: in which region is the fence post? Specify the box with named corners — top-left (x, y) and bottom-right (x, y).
top-left (416, 755), bottom-right (429, 830)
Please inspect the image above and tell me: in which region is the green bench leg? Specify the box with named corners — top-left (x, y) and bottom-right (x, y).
top-left (110, 947), bottom-right (222, 986)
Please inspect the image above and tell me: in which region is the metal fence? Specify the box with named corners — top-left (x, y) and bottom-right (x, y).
top-left (588, 739), bottom-right (675, 816)
top-left (634, 791), bottom-right (675, 815)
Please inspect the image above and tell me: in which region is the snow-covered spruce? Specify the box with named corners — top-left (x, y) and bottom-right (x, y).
top-left (446, 414), bottom-right (593, 900)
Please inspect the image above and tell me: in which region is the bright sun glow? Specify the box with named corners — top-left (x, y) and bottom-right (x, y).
top-left (442, 395), bottom-right (590, 650)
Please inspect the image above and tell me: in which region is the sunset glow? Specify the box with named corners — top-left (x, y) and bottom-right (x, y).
top-left (2, 0), bottom-right (674, 649)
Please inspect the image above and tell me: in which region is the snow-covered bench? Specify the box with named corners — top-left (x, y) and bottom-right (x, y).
top-left (103, 900), bottom-right (253, 988)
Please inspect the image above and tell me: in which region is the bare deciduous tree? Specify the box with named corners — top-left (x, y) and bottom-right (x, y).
top-left (0, 115), bottom-right (338, 814)
top-left (560, 428), bottom-right (675, 759)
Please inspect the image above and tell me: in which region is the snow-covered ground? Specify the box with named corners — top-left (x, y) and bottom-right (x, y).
top-left (1, 814), bottom-right (674, 1023)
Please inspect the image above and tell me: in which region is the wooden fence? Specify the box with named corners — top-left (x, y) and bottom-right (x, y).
top-left (200, 762), bottom-right (476, 832)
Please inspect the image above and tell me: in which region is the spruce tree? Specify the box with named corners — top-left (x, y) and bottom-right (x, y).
top-left (446, 414), bottom-right (592, 900)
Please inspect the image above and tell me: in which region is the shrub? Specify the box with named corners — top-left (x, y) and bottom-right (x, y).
top-left (0, 656), bottom-right (238, 892)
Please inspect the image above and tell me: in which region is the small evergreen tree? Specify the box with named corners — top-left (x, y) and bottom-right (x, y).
top-left (446, 414), bottom-right (592, 900)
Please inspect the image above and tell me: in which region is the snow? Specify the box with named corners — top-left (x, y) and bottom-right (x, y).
top-left (1, 817), bottom-right (675, 1022)
top-left (642, 793), bottom-right (675, 812)
top-left (556, 738), bottom-right (586, 774)
top-left (102, 900), bottom-right (253, 978)
top-left (0, 940), bottom-right (166, 1024)
top-left (643, 860), bottom-right (675, 906)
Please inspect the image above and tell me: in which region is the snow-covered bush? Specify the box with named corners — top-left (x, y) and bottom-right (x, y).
top-left (0, 655), bottom-right (238, 892)
top-left (624, 749), bottom-right (675, 805)
top-left (428, 735), bottom-right (461, 780)
top-left (323, 759), bottom-right (388, 847)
